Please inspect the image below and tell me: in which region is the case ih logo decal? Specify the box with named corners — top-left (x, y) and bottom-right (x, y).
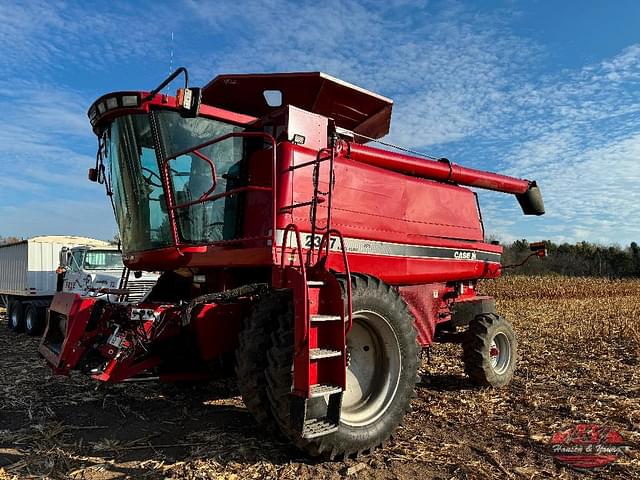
top-left (550, 424), bottom-right (630, 470)
top-left (453, 250), bottom-right (477, 260)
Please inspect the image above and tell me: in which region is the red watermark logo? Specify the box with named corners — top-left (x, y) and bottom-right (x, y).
top-left (550, 423), bottom-right (630, 469)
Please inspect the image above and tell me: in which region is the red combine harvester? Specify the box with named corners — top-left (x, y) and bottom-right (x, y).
top-left (40, 69), bottom-right (544, 457)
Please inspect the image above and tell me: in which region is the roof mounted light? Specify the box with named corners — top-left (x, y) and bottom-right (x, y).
top-left (87, 92), bottom-right (143, 128)
top-left (121, 95), bottom-right (139, 107)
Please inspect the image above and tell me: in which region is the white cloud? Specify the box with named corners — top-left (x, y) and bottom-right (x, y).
top-left (0, 0), bottom-right (170, 75)
top-left (477, 45), bottom-right (640, 246)
top-left (0, 80), bottom-right (99, 207)
top-left (480, 129), bottom-right (640, 245)
top-left (0, 0), bottom-right (638, 245)
top-left (183, 0), bottom-right (543, 152)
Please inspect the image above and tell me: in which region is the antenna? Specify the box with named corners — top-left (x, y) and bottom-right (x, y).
top-left (165, 32), bottom-right (174, 94)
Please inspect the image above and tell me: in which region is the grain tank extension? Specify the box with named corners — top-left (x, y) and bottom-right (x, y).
top-left (40, 69), bottom-right (544, 458)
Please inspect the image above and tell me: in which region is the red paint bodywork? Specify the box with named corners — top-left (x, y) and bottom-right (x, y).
top-left (191, 303), bottom-right (245, 360)
top-left (42, 72), bottom-right (542, 384)
top-left (40, 293), bottom-right (101, 373)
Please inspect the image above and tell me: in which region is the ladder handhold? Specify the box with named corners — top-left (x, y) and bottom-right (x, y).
top-left (279, 197), bottom-right (326, 212)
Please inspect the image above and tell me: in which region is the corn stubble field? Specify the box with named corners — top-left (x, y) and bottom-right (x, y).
top-left (0, 276), bottom-right (638, 479)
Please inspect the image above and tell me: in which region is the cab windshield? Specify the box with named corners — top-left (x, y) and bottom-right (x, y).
top-left (84, 250), bottom-right (124, 270)
top-left (106, 110), bottom-right (245, 254)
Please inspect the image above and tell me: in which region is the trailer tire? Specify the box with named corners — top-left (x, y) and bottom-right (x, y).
top-left (463, 313), bottom-right (517, 388)
top-left (265, 274), bottom-right (420, 458)
top-left (5, 300), bottom-right (12, 330)
top-left (24, 304), bottom-right (45, 336)
top-left (8, 300), bottom-right (25, 333)
top-left (235, 292), bottom-right (286, 431)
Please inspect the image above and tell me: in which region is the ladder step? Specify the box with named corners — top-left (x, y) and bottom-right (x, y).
top-left (310, 314), bottom-right (341, 323)
top-left (306, 280), bottom-right (325, 287)
top-left (309, 383), bottom-right (342, 398)
top-left (302, 418), bottom-right (339, 438)
top-left (309, 348), bottom-right (342, 360)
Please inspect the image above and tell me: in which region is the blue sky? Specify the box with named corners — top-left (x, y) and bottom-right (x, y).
top-left (1, 0), bottom-right (639, 245)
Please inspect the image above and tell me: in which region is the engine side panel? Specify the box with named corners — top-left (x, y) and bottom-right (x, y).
top-left (275, 143), bottom-right (499, 284)
top-left (281, 143), bottom-right (484, 244)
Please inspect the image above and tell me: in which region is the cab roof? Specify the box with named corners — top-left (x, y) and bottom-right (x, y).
top-left (201, 72), bottom-right (393, 140)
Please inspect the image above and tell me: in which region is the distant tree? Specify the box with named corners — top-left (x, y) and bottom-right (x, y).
top-left (497, 238), bottom-right (639, 278)
top-left (0, 236), bottom-right (22, 245)
top-left (631, 242), bottom-right (640, 276)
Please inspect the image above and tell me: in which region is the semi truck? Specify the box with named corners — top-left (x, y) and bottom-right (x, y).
top-left (1, 236), bottom-right (157, 335)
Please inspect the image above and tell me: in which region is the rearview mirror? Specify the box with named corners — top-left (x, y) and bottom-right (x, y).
top-left (88, 168), bottom-right (98, 182)
top-left (59, 247), bottom-right (69, 267)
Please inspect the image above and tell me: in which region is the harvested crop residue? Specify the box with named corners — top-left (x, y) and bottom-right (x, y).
top-left (1, 276), bottom-right (638, 479)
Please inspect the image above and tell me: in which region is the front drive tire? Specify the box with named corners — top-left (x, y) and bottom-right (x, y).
top-left (265, 274), bottom-right (420, 458)
top-left (463, 313), bottom-right (517, 388)
top-left (235, 293), bottom-right (285, 431)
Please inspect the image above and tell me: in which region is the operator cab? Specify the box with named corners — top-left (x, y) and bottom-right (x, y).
top-left (86, 70), bottom-right (392, 271)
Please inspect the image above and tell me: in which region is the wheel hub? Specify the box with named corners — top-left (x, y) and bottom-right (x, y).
top-left (341, 310), bottom-right (402, 427)
top-left (489, 332), bottom-right (511, 375)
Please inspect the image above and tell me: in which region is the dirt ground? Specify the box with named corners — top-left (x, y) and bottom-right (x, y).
top-left (0, 276), bottom-right (638, 479)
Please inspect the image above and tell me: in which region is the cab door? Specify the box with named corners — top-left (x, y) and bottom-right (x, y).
top-left (63, 249), bottom-right (88, 294)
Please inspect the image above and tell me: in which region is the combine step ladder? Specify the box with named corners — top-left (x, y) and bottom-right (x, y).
top-left (294, 265), bottom-right (347, 438)
top-left (277, 133), bottom-right (352, 438)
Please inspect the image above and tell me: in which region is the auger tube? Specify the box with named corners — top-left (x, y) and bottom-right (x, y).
top-left (344, 141), bottom-right (545, 215)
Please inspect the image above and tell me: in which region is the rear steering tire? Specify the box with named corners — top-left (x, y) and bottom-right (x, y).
top-left (463, 313), bottom-right (517, 388)
top-left (24, 304), bottom-right (45, 336)
top-left (265, 274), bottom-right (420, 458)
top-left (7, 300), bottom-right (25, 333)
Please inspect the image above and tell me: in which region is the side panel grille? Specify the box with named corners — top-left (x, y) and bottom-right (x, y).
top-left (126, 280), bottom-right (156, 302)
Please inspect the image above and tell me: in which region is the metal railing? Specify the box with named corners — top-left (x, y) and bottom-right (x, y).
top-left (280, 223), bottom-right (309, 342)
top-left (160, 131), bottom-right (277, 255)
top-left (317, 229), bottom-right (353, 332)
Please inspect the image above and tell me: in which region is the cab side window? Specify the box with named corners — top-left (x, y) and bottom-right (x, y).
top-left (69, 250), bottom-right (84, 272)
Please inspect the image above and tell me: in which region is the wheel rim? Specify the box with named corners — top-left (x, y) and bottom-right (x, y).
top-left (489, 332), bottom-right (511, 375)
top-left (25, 310), bottom-right (33, 331)
top-left (341, 310), bottom-right (402, 427)
top-left (10, 308), bottom-right (19, 328)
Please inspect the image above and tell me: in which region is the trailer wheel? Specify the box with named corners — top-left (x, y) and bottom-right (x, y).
top-left (8, 300), bottom-right (25, 333)
top-left (463, 313), bottom-right (517, 388)
top-left (24, 304), bottom-right (45, 336)
top-left (235, 292), bottom-right (285, 430)
top-left (265, 274), bottom-right (420, 458)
